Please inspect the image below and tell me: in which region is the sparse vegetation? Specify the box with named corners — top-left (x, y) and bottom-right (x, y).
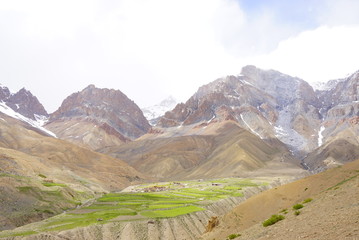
top-left (38, 173), bottom-right (47, 178)
top-left (327, 174), bottom-right (359, 190)
top-left (294, 210), bottom-right (301, 216)
top-left (227, 233), bottom-right (241, 239)
top-left (303, 198), bottom-right (313, 204)
top-left (262, 214), bottom-right (285, 227)
top-left (279, 208), bottom-right (288, 214)
top-left (141, 205), bottom-right (204, 218)
top-left (292, 203), bottom-right (304, 210)
top-left (42, 182), bottom-right (67, 187)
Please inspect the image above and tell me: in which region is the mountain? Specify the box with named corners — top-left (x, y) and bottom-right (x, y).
top-left (154, 66), bottom-right (359, 172)
top-left (100, 121), bottom-right (304, 180)
top-left (158, 65), bottom-right (321, 156)
top-left (0, 84), bottom-right (54, 137)
top-left (0, 111), bottom-right (147, 230)
top-left (141, 96), bottom-right (177, 125)
top-left (303, 70), bottom-right (359, 171)
top-left (0, 84), bottom-right (48, 120)
top-left (46, 85), bottom-right (151, 150)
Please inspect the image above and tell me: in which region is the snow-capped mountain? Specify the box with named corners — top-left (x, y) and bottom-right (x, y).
top-left (158, 66), bottom-right (321, 154)
top-left (0, 102), bottom-right (56, 137)
top-left (311, 78), bottom-right (346, 91)
top-left (142, 96), bottom-right (177, 125)
top-left (0, 85), bottom-right (48, 120)
top-left (0, 84), bottom-right (55, 137)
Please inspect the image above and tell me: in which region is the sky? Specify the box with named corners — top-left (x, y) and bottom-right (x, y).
top-left (1, 0), bottom-right (359, 113)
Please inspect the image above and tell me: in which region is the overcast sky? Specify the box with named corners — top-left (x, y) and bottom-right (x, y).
top-left (1, 0), bottom-right (359, 113)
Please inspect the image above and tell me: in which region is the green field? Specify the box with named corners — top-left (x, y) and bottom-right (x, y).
top-left (0, 177), bottom-right (264, 237)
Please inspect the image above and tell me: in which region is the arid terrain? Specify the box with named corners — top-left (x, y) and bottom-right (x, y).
top-left (203, 158), bottom-right (359, 240)
top-left (1, 66), bottom-right (359, 239)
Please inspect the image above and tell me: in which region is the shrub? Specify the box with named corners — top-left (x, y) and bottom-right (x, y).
top-left (292, 203), bottom-right (304, 210)
top-left (227, 233), bottom-right (241, 239)
top-left (279, 208), bottom-right (288, 214)
top-left (38, 174), bottom-right (47, 178)
top-left (303, 198), bottom-right (312, 204)
top-left (262, 214), bottom-right (285, 227)
top-left (294, 210), bottom-right (300, 216)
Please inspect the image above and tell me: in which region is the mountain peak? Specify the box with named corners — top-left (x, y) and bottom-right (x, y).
top-left (0, 85), bottom-right (48, 120)
top-left (142, 96), bottom-right (178, 125)
top-left (48, 85), bottom-right (151, 149)
top-left (85, 84), bottom-right (96, 90)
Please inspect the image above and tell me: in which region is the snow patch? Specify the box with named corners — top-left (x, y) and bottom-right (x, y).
top-left (318, 126), bottom-right (325, 147)
top-left (240, 113), bottom-right (263, 139)
top-left (142, 96), bottom-right (177, 123)
top-left (207, 115), bottom-right (215, 123)
top-left (34, 114), bottom-right (49, 126)
top-left (274, 107), bottom-right (307, 153)
top-left (240, 79), bottom-right (254, 87)
top-left (0, 102), bottom-right (56, 137)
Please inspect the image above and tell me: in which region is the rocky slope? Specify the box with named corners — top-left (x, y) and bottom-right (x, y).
top-left (100, 121), bottom-right (304, 180)
top-left (157, 66), bottom-right (359, 172)
top-left (46, 85), bottom-right (151, 150)
top-left (303, 70), bottom-right (359, 171)
top-left (158, 66), bottom-right (321, 156)
top-left (0, 112), bottom-right (148, 230)
top-left (0, 85), bottom-right (48, 120)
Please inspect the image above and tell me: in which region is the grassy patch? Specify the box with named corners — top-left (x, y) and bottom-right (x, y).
top-left (279, 208), bottom-right (288, 214)
top-left (303, 198), bottom-right (313, 204)
top-left (147, 204), bottom-right (184, 210)
top-left (0, 230), bottom-right (37, 237)
top-left (262, 214), bottom-right (285, 227)
top-left (224, 186), bottom-right (242, 190)
top-left (42, 182), bottom-right (67, 187)
top-left (141, 205), bottom-right (204, 218)
top-left (294, 210), bottom-right (301, 216)
top-left (292, 204), bottom-right (304, 210)
top-left (227, 233), bottom-right (241, 239)
top-left (41, 209), bottom-right (136, 231)
top-left (17, 186), bottom-right (34, 192)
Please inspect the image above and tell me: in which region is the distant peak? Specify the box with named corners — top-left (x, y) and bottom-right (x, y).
top-left (85, 84), bottom-right (96, 90)
top-left (19, 87), bottom-right (29, 92)
top-left (241, 65), bottom-right (258, 72)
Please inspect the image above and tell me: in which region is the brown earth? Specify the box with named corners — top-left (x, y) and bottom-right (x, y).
top-left (100, 121), bottom-right (304, 180)
top-left (202, 158), bottom-right (359, 240)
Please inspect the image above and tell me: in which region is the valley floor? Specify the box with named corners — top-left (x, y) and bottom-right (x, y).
top-left (0, 176), bottom-right (295, 240)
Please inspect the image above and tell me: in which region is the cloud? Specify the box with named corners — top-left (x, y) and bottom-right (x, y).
top-left (317, 0), bottom-right (359, 26)
top-left (251, 25), bottom-right (359, 83)
top-left (1, 0), bottom-right (359, 112)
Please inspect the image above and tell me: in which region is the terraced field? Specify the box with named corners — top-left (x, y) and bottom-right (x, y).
top-left (0, 178), bottom-right (265, 238)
